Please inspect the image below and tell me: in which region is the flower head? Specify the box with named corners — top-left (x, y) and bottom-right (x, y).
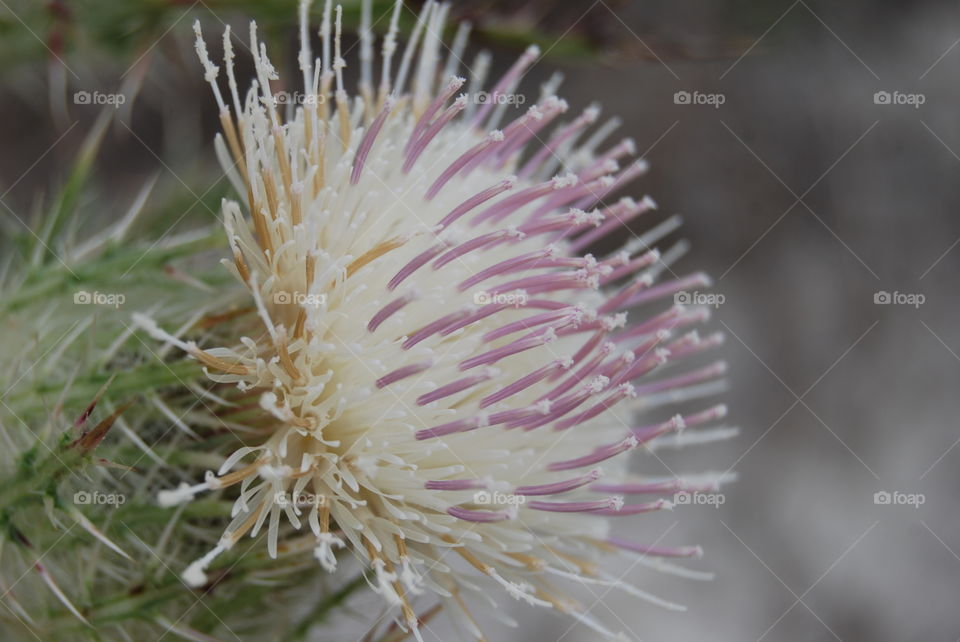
top-left (138, 1), bottom-right (732, 638)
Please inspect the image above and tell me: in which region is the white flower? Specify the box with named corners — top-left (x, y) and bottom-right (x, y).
top-left (139, 1), bottom-right (733, 638)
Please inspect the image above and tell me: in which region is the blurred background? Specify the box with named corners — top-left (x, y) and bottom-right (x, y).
top-left (2, 1), bottom-right (959, 640)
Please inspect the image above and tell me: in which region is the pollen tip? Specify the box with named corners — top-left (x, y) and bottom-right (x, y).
top-left (157, 483), bottom-right (194, 508)
top-left (588, 376), bottom-right (609, 393)
top-left (552, 173), bottom-right (578, 189)
top-left (182, 561), bottom-right (208, 588)
top-left (602, 158), bottom-right (620, 173)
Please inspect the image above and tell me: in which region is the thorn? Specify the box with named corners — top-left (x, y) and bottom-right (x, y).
top-left (73, 374), bottom-right (116, 428)
top-left (71, 400), bottom-right (134, 455)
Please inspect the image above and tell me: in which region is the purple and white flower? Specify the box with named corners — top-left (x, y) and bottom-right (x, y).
top-left (136, 1), bottom-right (734, 638)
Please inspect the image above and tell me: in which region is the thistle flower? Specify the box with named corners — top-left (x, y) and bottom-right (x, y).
top-left (137, 1), bottom-right (732, 638)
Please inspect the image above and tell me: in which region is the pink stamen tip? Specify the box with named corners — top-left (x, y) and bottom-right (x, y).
top-left (517, 106), bottom-right (601, 180)
top-left (632, 414), bottom-right (684, 444)
top-left (591, 480), bottom-right (686, 495)
top-left (403, 310), bottom-right (471, 349)
top-left (547, 435), bottom-right (637, 471)
top-left (459, 327), bottom-right (557, 371)
top-left (388, 244), bottom-right (447, 291)
top-left (425, 132), bottom-right (506, 200)
top-left (404, 75), bottom-right (466, 157)
top-left (527, 497), bottom-right (620, 513)
top-left (469, 181), bottom-right (556, 226)
top-left (493, 98), bottom-right (566, 166)
top-left (448, 506), bottom-right (515, 523)
top-left (606, 537), bottom-right (704, 559)
top-left (513, 469), bottom-right (603, 496)
top-left (601, 250), bottom-right (660, 286)
top-left (368, 292), bottom-right (417, 332)
top-left (376, 361), bottom-right (433, 389)
top-left (425, 478), bottom-right (488, 491)
top-left (470, 44), bottom-right (540, 128)
top-left (350, 98), bottom-right (394, 184)
top-left (479, 358), bottom-right (569, 408)
top-left (594, 499), bottom-right (668, 516)
top-left (457, 247), bottom-right (554, 292)
top-left (416, 370), bottom-right (495, 406)
top-left (433, 230), bottom-right (512, 270)
top-left (569, 195), bottom-right (657, 254)
top-left (508, 383), bottom-right (597, 431)
top-left (416, 415), bottom-right (485, 440)
top-left (436, 178), bottom-right (515, 228)
top-left (553, 384), bottom-right (636, 431)
top-left (626, 272), bottom-right (713, 308)
top-left (612, 304), bottom-right (700, 345)
top-left (541, 344), bottom-right (611, 402)
top-left (403, 95), bottom-right (468, 173)
top-left (631, 360), bottom-right (727, 396)
top-left (482, 307), bottom-right (578, 343)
